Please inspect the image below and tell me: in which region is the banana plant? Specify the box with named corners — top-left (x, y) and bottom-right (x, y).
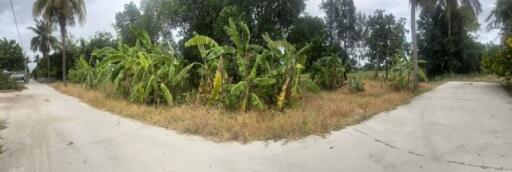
top-left (389, 53), bottom-right (427, 90)
top-left (93, 30), bottom-right (195, 105)
top-left (185, 32), bottom-right (229, 104)
top-left (186, 20), bottom-right (276, 112)
top-left (262, 35), bottom-right (319, 111)
top-left (223, 20), bottom-right (276, 112)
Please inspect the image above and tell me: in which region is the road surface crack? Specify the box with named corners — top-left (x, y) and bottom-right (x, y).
top-left (352, 128), bottom-right (512, 171)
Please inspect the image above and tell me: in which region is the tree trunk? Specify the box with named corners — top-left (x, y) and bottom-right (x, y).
top-left (60, 21), bottom-right (67, 86)
top-left (385, 61), bottom-right (389, 79)
top-left (45, 51), bottom-right (50, 80)
top-left (411, 0), bottom-right (419, 91)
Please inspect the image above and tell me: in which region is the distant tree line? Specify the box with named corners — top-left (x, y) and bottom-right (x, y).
top-left (28, 0), bottom-right (512, 84)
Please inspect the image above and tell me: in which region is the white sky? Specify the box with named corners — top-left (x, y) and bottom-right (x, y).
top-left (0, 0), bottom-right (501, 68)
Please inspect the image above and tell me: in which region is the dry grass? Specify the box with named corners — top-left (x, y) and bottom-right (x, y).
top-left (52, 80), bottom-right (431, 142)
top-left (502, 81), bottom-right (512, 97)
top-left (0, 120), bottom-right (5, 154)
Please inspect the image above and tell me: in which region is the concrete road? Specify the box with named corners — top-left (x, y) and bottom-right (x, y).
top-left (0, 82), bottom-right (511, 172)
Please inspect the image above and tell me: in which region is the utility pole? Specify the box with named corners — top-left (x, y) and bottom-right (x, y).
top-left (10, 0), bottom-right (29, 84)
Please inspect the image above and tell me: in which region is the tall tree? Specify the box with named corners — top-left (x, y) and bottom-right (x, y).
top-left (288, 15), bottom-right (328, 69)
top-left (238, 0), bottom-right (305, 40)
top-left (158, 0), bottom-right (305, 43)
top-left (367, 10), bottom-right (407, 78)
top-left (418, 4), bottom-right (481, 76)
top-left (321, 0), bottom-right (359, 66)
top-left (410, 0), bottom-right (436, 90)
top-left (487, 0), bottom-right (512, 42)
top-left (33, 0), bottom-right (87, 86)
top-left (114, 2), bottom-right (142, 46)
top-left (0, 38), bottom-right (24, 71)
top-left (438, 0), bottom-right (481, 38)
top-left (28, 19), bottom-right (59, 79)
top-left (321, 0), bottom-right (357, 52)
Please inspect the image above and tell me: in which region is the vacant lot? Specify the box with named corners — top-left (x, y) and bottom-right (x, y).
top-left (1, 81), bottom-right (510, 172)
top-left (52, 80), bottom-right (431, 141)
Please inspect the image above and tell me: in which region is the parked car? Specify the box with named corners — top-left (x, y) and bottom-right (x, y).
top-left (2, 71), bottom-right (28, 84)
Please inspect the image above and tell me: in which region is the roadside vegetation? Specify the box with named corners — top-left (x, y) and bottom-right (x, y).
top-left (0, 121), bottom-right (4, 154)
top-left (0, 73), bottom-right (21, 90)
top-left (53, 80), bottom-right (430, 141)
top-left (13, 0), bottom-right (510, 141)
top-left (0, 38), bottom-right (25, 90)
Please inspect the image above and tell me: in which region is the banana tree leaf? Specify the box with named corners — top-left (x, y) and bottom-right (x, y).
top-left (254, 78), bottom-right (276, 86)
top-left (171, 63), bottom-right (196, 85)
top-left (250, 93), bottom-right (265, 110)
top-left (230, 81), bottom-right (247, 96)
top-left (160, 83), bottom-right (174, 105)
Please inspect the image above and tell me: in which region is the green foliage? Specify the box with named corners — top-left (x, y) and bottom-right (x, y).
top-left (482, 38), bottom-right (512, 80)
top-left (0, 73), bottom-right (19, 90)
top-left (288, 15), bottom-right (329, 69)
top-left (349, 77), bottom-right (364, 92)
top-left (0, 38), bottom-right (24, 71)
top-left (186, 20), bottom-right (316, 112)
top-left (68, 56), bottom-right (94, 85)
top-left (321, 0), bottom-right (358, 51)
top-left (367, 10), bottom-right (408, 76)
top-left (33, 0), bottom-right (87, 84)
top-left (389, 54), bottom-right (428, 91)
top-left (28, 19), bottom-right (59, 79)
top-left (114, 1), bottom-right (164, 46)
top-left (311, 55), bottom-right (346, 90)
top-left (70, 30), bottom-right (194, 105)
top-left (487, 0), bottom-right (512, 42)
top-left (418, 4), bottom-right (483, 76)
top-left (78, 32), bottom-right (115, 64)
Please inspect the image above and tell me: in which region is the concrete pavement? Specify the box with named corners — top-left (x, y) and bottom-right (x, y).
top-left (0, 81), bottom-right (511, 172)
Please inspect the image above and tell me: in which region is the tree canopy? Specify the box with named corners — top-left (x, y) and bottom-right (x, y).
top-left (0, 38), bottom-right (24, 71)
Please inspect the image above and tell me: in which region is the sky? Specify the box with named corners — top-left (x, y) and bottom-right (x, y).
top-left (0, 0), bottom-right (501, 68)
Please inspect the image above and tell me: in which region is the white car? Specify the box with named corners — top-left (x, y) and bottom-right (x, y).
top-left (7, 72), bottom-right (28, 84)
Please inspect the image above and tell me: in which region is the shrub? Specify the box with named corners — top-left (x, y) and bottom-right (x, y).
top-left (482, 38), bottom-right (512, 80)
top-left (349, 77), bottom-right (365, 92)
top-left (311, 55), bottom-right (346, 90)
top-left (0, 73), bottom-right (19, 90)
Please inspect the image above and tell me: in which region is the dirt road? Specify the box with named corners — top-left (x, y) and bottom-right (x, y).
top-left (0, 81), bottom-right (511, 172)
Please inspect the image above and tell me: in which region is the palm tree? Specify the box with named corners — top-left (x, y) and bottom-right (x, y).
top-left (33, 0), bottom-right (86, 86)
top-left (28, 19), bottom-right (58, 80)
top-left (409, 0), bottom-right (424, 90)
top-left (440, 0), bottom-right (482, 37)
top-left (409, 0), bottom-right (480, 90)
top-left (486, 0), bottom-right (512, 42)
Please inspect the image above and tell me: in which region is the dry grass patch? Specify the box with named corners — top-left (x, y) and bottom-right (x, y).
top-left (52, 80), bottom-right (430, 142)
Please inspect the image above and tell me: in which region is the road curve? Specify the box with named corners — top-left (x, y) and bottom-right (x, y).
top-left (0, 81), bottom-right (511, 172)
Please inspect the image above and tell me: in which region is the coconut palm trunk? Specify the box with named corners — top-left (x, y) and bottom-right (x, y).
top-left (45, 51), bottom-right (50, 79)
top-left (411, 0), bottom-right (419, 90)
top-left (59, 19), bottom-right (67, 86)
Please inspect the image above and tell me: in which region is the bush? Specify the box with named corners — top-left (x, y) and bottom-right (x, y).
top-left (482, 38), bottom-right (512, 80)
top-left (349, 77), bottom-right (365, 92)
top-left (311, 55), bottom-right (346, 90)
top-left (0, 73), bottom-right (19, 90)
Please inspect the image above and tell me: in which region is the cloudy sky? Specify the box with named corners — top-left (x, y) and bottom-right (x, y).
top-left (0, 0), bottom-right (501, 67)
